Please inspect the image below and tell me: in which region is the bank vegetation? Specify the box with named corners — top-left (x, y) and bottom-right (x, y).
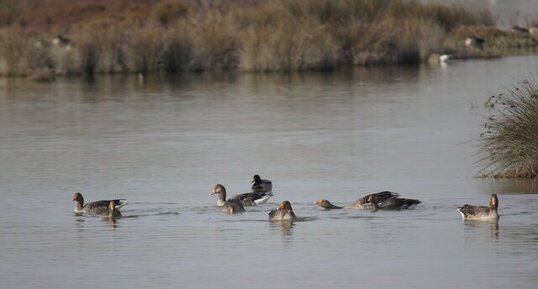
top-left (479, 80), bottom-right (538, 178)
top-left (0, 0), bottom-right (536, 78)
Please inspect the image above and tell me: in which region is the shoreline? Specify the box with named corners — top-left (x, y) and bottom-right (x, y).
top-left (1, 0), bottom-right (537, 79)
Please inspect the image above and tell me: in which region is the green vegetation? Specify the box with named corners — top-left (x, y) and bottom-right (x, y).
top-left (0, 0), bottom-right (534, 77)
top-left (479, 80), bottom-right (538, 178)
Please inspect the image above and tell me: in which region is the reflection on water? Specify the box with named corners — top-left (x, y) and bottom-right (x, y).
top-left (269, 220), bottom-right (295, 239)
top-left (463, 219), bottom-right (500, 240)
top-left (2, 55), bottom-right (538, 289)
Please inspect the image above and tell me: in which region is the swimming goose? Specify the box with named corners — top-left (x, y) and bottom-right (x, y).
top-left (458, 194), bottom-right (499, 221)
top-left (367, 194), bottom-right (421, 210)
top-left (209, 184), bottom-right (248, 213)
top-left (313, 199), bottom-right (343, 209)
top-left (221, 198), bottom-right (245, 214)
top-left (208, 185), bottom-right (245, 214)
top-left (251, 174), bottom-right (272, 193)
top-left (348, 191), bottom-right (399, 209)
top-left (314, 191), bottom-right (421, 210)
top-left (106, 200), bottom-right (121, 218)
top-left (209, 184), bottom-right (272, 207)
top-left (269, 201), bottom-right (297, 221)
top-left (72, 192), bottom-right (125, 216)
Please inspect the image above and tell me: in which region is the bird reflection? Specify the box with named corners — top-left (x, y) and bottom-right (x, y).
top-left (489, 220), bottom-right (499, 239)
top-left (270, 219), bottom-right (295, 238)
top-left (103, 215), bottom-right (119, 229)
top-left (464, 219), bottom-right (499, 240)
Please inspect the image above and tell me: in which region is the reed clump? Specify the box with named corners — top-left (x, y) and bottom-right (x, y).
top-left (0, 0), bottom-right (511, 76)
top-left (479, 80), bottom-right (538, 178)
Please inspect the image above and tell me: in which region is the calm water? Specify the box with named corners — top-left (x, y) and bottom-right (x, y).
top-left (2, 56), bottom-right (538, 289)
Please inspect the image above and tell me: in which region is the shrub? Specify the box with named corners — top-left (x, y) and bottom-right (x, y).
top-left (479, 80), bottom-right (538, 178)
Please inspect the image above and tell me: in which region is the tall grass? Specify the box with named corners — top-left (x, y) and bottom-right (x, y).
top-left (479, 80), bottom-right (538, 178)
top-left (0, 0), bottom-right (500, 76)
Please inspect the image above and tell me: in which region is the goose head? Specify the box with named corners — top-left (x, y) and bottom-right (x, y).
top-left (209, 184), bottom-right (227, 206)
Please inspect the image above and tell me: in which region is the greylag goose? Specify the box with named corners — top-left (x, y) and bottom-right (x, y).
top-left (72, 192), bottom-right (125, 216)
top-left (458, 194), bottom-right (499, 221)
top-left (209, 184), bottom-right (271, 207)
top-left (314, 191), bottom-right (420, 210)
top-left (107, 200), bottom-right (120, 218)
top-left (269, 201), bottom-right (297, 221)
top-left (209, 184), bottom-right (245, 213)
top-left (366, 194), bottom-right (421, 210)
top-left (251, 174), bottom-right (272, 193)
top-left (221, 199), bottom-right (245, 214)
top-left (313, 199), bottom-right (343, 209)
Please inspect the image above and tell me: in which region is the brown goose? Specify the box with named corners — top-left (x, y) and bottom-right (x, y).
top-left (72, 192), bottom-right (125, 216)
top-left (366, 194), bottom-right (421, 210)
top-left (221, 199), bottom-right (245, 214)
top-left (251, 174), bottom-right (272, 193)
top-left (209, 184), bottom-right (271, 207)
top-left (107, 200), bottom-right (121, 218)
top-left (458, 194), bottom-right (499, 221)
top-left (269, 201), bottom-right (297, 221)
top-left (349, 191), bottom-right (398, 209)
top-left (208, 184), bottom-right (246, 214)
top-left (313, 199), bottom-right (343, 209)
top-left (314, 191), bottom-right (420, 210)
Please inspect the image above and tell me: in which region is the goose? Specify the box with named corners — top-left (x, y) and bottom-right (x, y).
top-left (269, 201), bottom-right (297, 221)
top-left (251, 174), bottom-right (272, 193)
top-left (208, 185), bottom-right (245, 214)
top-left (458, 194), bottom-right (499, 221)
top-left (209, 184), bottom-right (271, 207)
top-left (221, 199), bottom-right (245, 214)
top-left (313, 199), bottom-right (343, 209)
top-left (314, 191), bottom-right (421, 210)
top-left (106, 200), bottom-right (121, 218)
top-left (428, 53), bottom-right (451, 66)
top-left (72, 192), bottom-right (125, 216)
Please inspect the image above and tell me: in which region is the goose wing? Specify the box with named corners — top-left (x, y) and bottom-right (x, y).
top-left (83, 199), bottom-right (125, 215)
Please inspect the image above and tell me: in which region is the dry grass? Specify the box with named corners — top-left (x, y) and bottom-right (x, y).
top-left (0, 0), bottom-right (509, 76)
top-left (479, 80), bottom-right (538, 178)
top-left (446, 25), bottom-right (537, 49)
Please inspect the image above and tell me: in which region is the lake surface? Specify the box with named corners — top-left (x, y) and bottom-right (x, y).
top-left (1, 55), bottom-right (538, 289)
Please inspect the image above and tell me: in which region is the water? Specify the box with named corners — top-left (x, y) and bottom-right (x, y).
top-left (1, 56), bottom-right (538, 289)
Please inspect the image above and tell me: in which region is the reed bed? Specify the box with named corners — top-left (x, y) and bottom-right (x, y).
top-left (479, 80), bottom-right (538, 178)
top-left (0, 0), bottom-right (507, 76)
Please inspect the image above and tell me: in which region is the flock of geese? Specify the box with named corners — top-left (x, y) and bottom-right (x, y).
top-left (72, 174), bottom-right (500, 222)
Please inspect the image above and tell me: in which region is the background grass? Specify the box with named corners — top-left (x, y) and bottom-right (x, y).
top-left (1, 0), bottom-right (533, 76)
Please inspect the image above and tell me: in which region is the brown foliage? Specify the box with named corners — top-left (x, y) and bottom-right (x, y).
top-left (0, 0), bottom-right (503, 75)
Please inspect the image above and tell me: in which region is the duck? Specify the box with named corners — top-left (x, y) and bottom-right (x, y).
top-left (314, 191), bottom-right (421, 210)
top-left (458, 194), bottom-right (499, 221)
top-left (251, 174), bottom-right (272, 193)
top-left (269, 201), bottom-right (297, 221)
top-left (72, 192), bottom-right (125, 216)
top-left (209, 184), bottom-right (272, 207)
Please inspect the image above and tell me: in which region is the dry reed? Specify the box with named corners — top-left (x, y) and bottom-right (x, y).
top-left (0, 0), bottom-right (506, 76)
top-left (479, 80), bottom-right (538, 178)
